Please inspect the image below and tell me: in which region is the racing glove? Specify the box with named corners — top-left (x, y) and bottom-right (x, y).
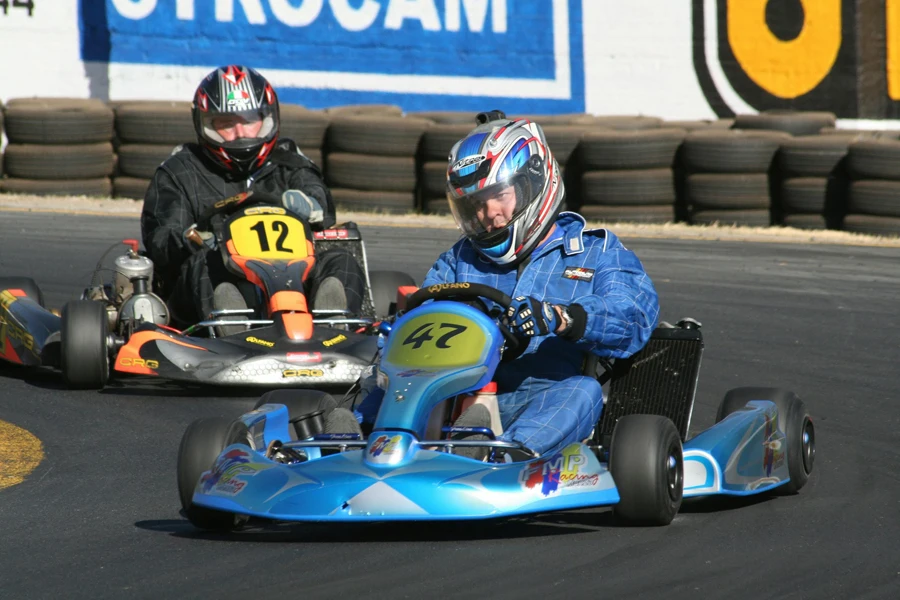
top-left (506, 296), bottom-right (562, 337)
top-left (182, 224), bottom-right (217, 251)
top-left (282, 189), bottom-right (324, 224)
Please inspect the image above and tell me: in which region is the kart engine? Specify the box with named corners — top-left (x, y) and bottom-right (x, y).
top-left (113, 249), bottom-right (169, 328)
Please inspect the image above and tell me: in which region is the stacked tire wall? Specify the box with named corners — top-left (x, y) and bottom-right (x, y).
top-left (577, 117), bottom-right (684, 224)
top-left (1, 99), bottom-right (115, 197)
top-left (3, 100), bottom-right (900, 237)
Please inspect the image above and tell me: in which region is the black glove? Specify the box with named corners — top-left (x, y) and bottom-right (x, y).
top-left (505, 296), bottom-right (562, 337)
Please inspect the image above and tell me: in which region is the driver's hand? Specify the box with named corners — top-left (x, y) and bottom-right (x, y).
top-left (505, 296), bottom-right (561, 337)
top-left (182, 224), bottom-right (217, 251)
top-left (282, 189), bottom-right (324, 224)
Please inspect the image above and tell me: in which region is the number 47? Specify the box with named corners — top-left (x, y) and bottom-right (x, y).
top-left (0, 0), bottom-right (35, 16)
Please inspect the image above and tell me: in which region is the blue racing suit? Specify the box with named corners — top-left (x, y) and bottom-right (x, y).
top-left (360, 212), bottom-right (660, 456)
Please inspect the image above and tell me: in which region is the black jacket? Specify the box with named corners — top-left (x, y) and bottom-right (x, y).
top-left (141, 138), bottom-right (335, 282)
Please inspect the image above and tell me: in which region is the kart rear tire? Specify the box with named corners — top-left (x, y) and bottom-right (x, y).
top-left (177, 417), bottom-right (250, 532)
top-left (0, 277), bottom-right (45, 307)
top-left (717, 387), bottom-right (815, 494)
top-left (368, 270), bottom-right (416, 317)
top-left (610, 414), bottom-right (683, 526)
top-left (60, 300), bottom-right (109, 389)
top-left (253, 389), bottom-right (338, 440)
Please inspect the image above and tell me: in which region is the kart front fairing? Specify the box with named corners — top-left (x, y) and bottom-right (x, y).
top-left (115, 321), bottom-right (377, 386)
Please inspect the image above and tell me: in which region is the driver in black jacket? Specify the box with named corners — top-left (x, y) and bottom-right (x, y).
top-left (141, 65), bottom-right (365, 332)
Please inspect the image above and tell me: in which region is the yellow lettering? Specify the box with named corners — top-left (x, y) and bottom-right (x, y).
top-left (282, 369), bottom-right (325, 378)
top-left (245, 336), bottom-right (275, 348)
top-left (245, 206), bottom-right (286, 215)
top-left (322, 334), bottom-right (347, 347)
top-left (728, 0), bottom-right (841, 98)
top-left (426, 282), bottom-right (470, 294)
top-left (119, 357), bottom-right (159, 369)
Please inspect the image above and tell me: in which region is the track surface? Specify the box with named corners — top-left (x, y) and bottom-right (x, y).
top-left (0, 212), bottom-right (898, 599)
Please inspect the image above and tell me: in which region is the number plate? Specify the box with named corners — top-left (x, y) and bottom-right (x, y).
top-left (385, 312), bottom-right (486, 369)
top-left (228, 214), bottom-right (309, 260)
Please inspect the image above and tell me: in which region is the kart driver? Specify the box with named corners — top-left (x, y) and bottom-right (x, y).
top-left (141, 65), bottom-right (365, 333)
top-left (356, 111), bottom-right (660, 458)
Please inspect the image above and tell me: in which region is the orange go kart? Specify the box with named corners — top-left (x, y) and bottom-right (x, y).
top-left (0, 192), bottom-right (415, 389)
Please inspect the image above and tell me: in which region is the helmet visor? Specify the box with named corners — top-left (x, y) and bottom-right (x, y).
top-left (201, 106), bottom-right (276, 145)
top-left (447, 173), bottom-right (538, 242)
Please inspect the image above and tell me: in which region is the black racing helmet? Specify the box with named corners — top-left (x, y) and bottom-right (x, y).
top-left (191, 65), bottom-right (280, 178)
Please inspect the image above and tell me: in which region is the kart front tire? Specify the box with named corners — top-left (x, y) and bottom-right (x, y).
top-left (610, 414), bottom-right (683, 526)
top-left (717, 387), bottom-right (815, 494)
top-left (177, 417), bottom-right (250, 532)
top-left (60, 300), bottom-right (109, 389)
top-left (368, 270), bottom-right (416, 317)
top-left (0, 277), bottom-right (45, 307)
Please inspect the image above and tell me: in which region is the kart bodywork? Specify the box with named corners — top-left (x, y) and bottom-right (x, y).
top-left (183, 284), bottom-right (815, 527)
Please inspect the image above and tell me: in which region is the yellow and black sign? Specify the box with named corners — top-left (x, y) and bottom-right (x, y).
top-left (693, 0), bottom-right (900, 118)
top-left (246, 336), bottom-right (275, 348)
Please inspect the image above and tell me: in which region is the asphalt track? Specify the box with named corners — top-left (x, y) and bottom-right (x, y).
top-left (0, 211), bottom-right (898, 599)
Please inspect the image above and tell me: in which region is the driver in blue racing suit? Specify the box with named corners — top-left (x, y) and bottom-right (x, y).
top-left (358, 112), bottom-right (660, 457)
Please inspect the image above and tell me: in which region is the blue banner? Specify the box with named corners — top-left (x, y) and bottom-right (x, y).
top-left (80, 0), bottom-right (584, 113)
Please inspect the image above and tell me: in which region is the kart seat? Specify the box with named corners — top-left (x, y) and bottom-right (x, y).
top-left (588, 319), bottom-right (704, 443)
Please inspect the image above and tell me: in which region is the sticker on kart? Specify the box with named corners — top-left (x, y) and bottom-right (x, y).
top-left (386, 313), bottom-right (486, 369)
top-left (228, 213), bottom-right (310, 260)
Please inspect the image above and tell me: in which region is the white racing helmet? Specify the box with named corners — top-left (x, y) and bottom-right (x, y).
top-left (446, 115), bottom-right (564, 267)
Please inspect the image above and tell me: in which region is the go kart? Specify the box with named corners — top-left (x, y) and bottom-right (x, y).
top-left (177, 283), bottom-right (816, 530)
top-left (0, 191), bottom-right (415, 389)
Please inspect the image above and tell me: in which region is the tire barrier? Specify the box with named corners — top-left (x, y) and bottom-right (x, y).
top-left (0, 100), bottom-right (899, 237)
top-left (325, 115), bottom-right (430, 213)
top-left (681, 130), bottom-right (788, 227)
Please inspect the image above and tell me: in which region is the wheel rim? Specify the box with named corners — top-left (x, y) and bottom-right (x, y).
top-left (801, 417), bottom-right (815, 475)
top-left (666, 448), bottom-right (683, 502)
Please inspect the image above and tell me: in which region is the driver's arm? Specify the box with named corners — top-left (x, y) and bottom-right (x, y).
top-left (283, 159), bottom-right (336, 231)
top-left (570, 247), bottom-right (660, 359)
top-left (141, 167), bottom-right (198, 282)
top-left (422, 245), bottom-right (460, 287)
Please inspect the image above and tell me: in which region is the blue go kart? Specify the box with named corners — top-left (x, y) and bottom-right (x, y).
top-left (177, 283), bottom-right (816, 530)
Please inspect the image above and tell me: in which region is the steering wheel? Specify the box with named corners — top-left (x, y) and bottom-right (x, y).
top-left (405, 282), bottom-right (520, 352)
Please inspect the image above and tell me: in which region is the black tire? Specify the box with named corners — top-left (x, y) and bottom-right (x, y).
top-left (682, 130), bottom-right (789, 173)
top-left (0, 277), bottom-right (44, 307)
top-left (847, 139), bottom-right (900, 180)
top-left (777, 135), bottom-right (854, 177)
top-left (0, 177), bottom-right (112, 197)
top-left (60, 300), bottom-right (109, 389)
top-left (848, 180), bottom-right (900, 218)
top-left (280, 105), bottom-right (330, 150)
top-left (368, 270), bottom-right (417, 317)
top-left (690, 209), bottom-right (772, 227)
top-left (420, 161), bottom-right (448, 197)
top-left (581, 168), bottom-right (676, 206)
top-left (112, 176), bottom-right (151, 200)
top-left (253, 389), bottom-right (338, 440)
top-left (732, 111), bottom-right (836, 136)
top-left (3, 143), bottom-right (115, 180)
top-left (4, 102), bottom-right (114, 144)
top-left (780, 177), bottom-right (828, 214)
top-left (581, 128), bottom-right (686, 170)
top-left (577, 204), bottom-right (675, 224)
top-left (113, 101), bottom-right (194, 145)
top-left (330, 188), bottom-right (416, 214)
top-left (116, 144), bottom-right (179, 179)
top-left (716, 387), bottom-right (815, 494)
top-left (325, 153), bottom-right (417, 192)
top-left (782, 214), bottom-right (827, 230)
top-left (841, 214), bottom-right (900, 237)
top-left (327, 115), bottom-right (430, 157)
top-left (686, 173), bottom-right (771, 210)
top-left (176, 417), bottom-right (248, 531)
top-left (609, 414), bottom-right (683, 525)
top-left (421, 123), bottom-right (476, 161)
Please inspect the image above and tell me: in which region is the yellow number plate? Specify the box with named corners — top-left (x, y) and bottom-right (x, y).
top-left (386, 312), bottom-right (486, 369)
top-left (229, 214), bottom-right (309, 260)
